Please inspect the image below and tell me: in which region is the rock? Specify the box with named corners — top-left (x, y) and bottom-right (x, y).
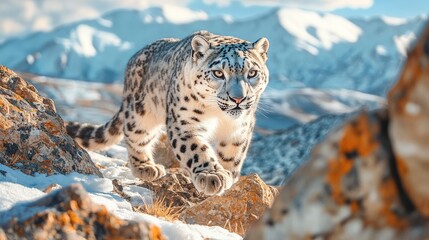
top-left (43, 183), bottom-right (62, 193)
top-left (0, 184), bottom-right (164, 240)
top-left (113, 168), bottom-right (208, 210)
top-left (153, 134), bottom-right (180, 169)
top-left (180, 174), bottom-right (277, 236)
top-left (114, 172), bottom-right (276, 236)
top-left (245, 22), bottom-right (429, 240)
top-left (388, 23), bottom-right (429, 217)
top-left (247, 111), bottom-right (429, 240)
top-left (0, 66), bottom-right (101, 177)
top-left (139, 168), bottom-right (209, 208)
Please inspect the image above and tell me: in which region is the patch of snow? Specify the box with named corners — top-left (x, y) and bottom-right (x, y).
top-left (155, 16), bottom-right (164, 24)
top-left (59, 81), bottom-right (102, 104)
top-left (60, 53), bottom-right (68, 69)
top-left (0, 164), bottom-right (112, 194)
top-left (63, 24), bottom-right (129, 57)
top-left (88, 192), bottom-right (132, 212)
top-left (115, 209), bottom-right (241, 240)
top-left (88, 150), bottom-right (137, 184)
top-left (0, 182), bottom-right (44, 212)
top-left (375, 45), bottom-right (388, 56)
top-left (161, 5), bottom-right (209, 24)
top-left (69, 24), bottom-right (98, 57)
top-left (223, 15), bottom-right (234, 23)
top-left (381, 16), bottom-right (408, 26)
top-left (296, 41), bottom-right (319, 55)
top-left (26, 54), bottom-right (35, 65)
top-left (143, 15), bottom-right (153, 23)
top-left (98, 18), bottom-right (113, 28)
top-left (123, 185), bottom-right (154, 206)
top-left (278, 8), bottom-right (362, 50)
top-left (394, 32), bottom-right (416, 56)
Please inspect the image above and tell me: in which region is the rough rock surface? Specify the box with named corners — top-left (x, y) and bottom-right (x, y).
top-left (113, 168), bottom-right (209, 210)
top-left (180, 174), bottom-right (278, 236)
top-left (245, 22), bottom-right (429, 240)
top-left (0, 184), bottom-right (164, 240)
top-left (0, 66), bottom-right (101, 176)
top-left (139, 168), bottom-right (208, 207)
top-left (388, 23), bottom-right (429, 217)
top-left (114, 172), bottom-right (277, 236)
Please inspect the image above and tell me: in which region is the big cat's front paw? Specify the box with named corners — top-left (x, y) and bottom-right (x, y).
top-left (192, 164), bottom-right (233, 196)
top-left (131, 163), bottom-right (166, 181)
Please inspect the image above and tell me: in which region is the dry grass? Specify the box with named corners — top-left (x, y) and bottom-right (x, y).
top-left (223, 219), bottom-right (246, 236)
top-left (135, 196), bottom-right (184, 222)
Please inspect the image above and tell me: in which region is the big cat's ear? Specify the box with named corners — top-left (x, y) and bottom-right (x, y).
top-left (253, 37), bottom-right (269, 62)
top-left (191, 35), bottom-right (210, 62)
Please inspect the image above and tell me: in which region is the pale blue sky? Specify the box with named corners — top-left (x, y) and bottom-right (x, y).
top-left (333, 0), bottom-right (429, 18)
top-left (188, 0), bottom-right (429, 20)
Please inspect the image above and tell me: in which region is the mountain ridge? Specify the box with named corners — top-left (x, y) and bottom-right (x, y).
top-left (0, 7), bottom-right (426, 96)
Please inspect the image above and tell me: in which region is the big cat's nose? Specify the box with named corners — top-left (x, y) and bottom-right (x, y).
top-left (229, 96), bottom-right (245, 104)
top-left (228, 80), bottom-right (246, 104)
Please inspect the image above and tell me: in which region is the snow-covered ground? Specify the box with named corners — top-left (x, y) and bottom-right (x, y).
top-left (0, 146), bottom-right (241, 240)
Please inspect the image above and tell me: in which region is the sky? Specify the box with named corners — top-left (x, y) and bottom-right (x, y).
top-left (0, 0), bottom-right (428, 42)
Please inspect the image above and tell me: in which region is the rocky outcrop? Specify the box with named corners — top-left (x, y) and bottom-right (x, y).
top-left (0, 184), bottom-right (164, 240)
top-left (0, 66), bottom-right (101, 176)
top-left (245, 22), bottom-right (429, 240)
top-left (114, 171), bottom-right (277, 236)
top-left (180, 174), bottom-right (277, 236)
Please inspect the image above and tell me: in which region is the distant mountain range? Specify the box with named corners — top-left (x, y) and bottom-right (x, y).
top-left (0, 6), bottom-right (426, 96)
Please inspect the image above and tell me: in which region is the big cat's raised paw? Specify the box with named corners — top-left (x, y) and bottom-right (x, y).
top-left (192, 166), bottom-right (233, 196)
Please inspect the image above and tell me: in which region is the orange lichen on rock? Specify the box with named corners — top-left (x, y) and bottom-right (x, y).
top-left (326, 114), bottom-right (379, 204)
top-left (326, 155), bottom-right (353, 204)
top-left (395, 156), bottom-right (409, 179)
top-left (150, 225), bottom-right (164, 240)
top-left (43, 120), bottom-right (62, 135)
top-left (0, 66), bottom-right (101, 177)
top-left (339, 114), bottom-right (379, 157)
top-left (0, 184), bottom-right (164, 240)
top-left (378, 178), bottom-right (409, 229)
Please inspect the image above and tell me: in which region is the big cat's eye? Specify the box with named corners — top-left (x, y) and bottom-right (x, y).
top-left (212, 70), bottom-right (225, 79)
top-left (248, 70), bottom-right (258, 78)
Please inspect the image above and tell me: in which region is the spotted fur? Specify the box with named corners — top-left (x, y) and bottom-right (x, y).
top-left (67, 31), bottom-right (269, 195)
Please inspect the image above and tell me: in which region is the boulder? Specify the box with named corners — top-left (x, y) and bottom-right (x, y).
top-left (388, 23), bottom-right (429, 217)
top-left (0, 184), bottom-right (164, 240)
top-left (180, 174), bottom-right (278, 236)
top-left (0, 66), bottom-right (101, 177)
top-left (245, 22), bottom-right (429, 240)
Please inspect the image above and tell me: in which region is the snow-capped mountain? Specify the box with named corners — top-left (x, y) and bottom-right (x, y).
top-left (0, 7), bottom-right (426, 96)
